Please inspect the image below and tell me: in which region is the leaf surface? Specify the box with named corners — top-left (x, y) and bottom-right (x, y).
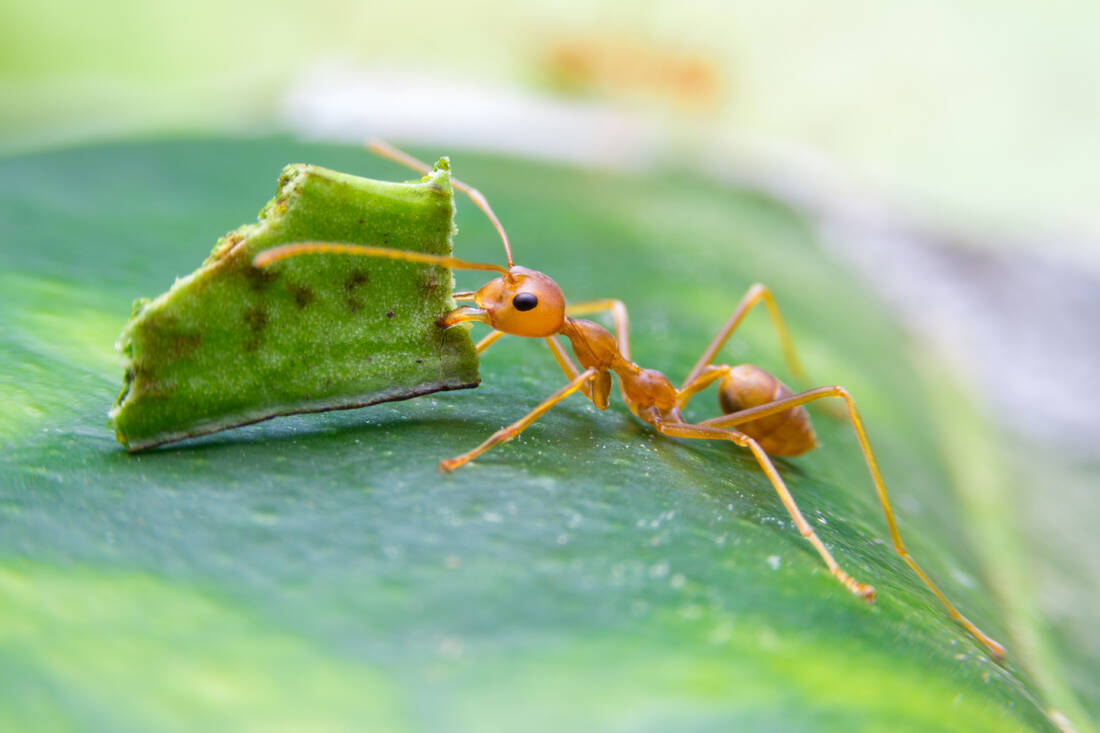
top-left (0, 138), bottom-right (1072, 732)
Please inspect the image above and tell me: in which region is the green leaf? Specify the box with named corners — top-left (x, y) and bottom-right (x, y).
top-left (111, 160), bottom-right (478, 450)
top-left (0, 138), bottom-right (1082, 731)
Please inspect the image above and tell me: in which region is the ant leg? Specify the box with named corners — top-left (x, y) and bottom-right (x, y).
top-left (652, 419), bottom-right (875, 600)
top-left (700, 386), bottom-right (1006, 660)
top-left (681, 284), bottom-right (805, 391)
top-left (544, 336), bottom-right (614, 407)
top-left (544, 337), bottom-right (613, 407)
top-left (476, 330), bottom-right (506, 354)
top-left (676, 364), bottom-right (732, 409)
top-left (468, 332), bottom-right (608, 405)
top-left (439, 367), bottom-right (600, 472)
top-left (566, 299), bottom-right (631, 359)
top-left (542, 336), bottom-right (579, 379)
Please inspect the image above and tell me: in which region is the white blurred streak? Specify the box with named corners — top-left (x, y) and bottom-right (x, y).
top-left (283, 63), bottom-right (663, 168)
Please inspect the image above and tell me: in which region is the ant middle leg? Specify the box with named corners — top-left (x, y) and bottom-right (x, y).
top-left (682, 284), bottom-right (805, 391)
top-left (675, 364), bottom-right (732, 409)
top-left (652, 418), bottom-right (875, 601)
top-left (566, 299), bottom-right (631, 359)
top-left (699, 386), bottom-right (1006, 659)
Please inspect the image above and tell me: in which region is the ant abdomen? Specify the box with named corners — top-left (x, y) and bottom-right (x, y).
top-left (718, 364), bottom-right (817, 456)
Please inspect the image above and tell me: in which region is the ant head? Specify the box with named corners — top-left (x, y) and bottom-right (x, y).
top-left (480, 266), bottom-right (567, 337)
top-left (445, 266), bottom-right (566, 337)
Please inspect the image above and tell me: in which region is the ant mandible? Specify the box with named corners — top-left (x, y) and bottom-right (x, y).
top-left (254, 141), bottom-right (1006, 661)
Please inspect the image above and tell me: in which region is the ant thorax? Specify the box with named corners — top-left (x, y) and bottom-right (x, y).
top-left (560, 318), bottom-right (622, 370)
top-left (561, 318), bottom-right (677, 412)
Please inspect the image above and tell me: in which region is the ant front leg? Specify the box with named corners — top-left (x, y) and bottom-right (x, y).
top-left (542, 337), bottom-right (612, 408)
top-left (700, 386), bottom-right (1006, 660)
top-left (439, 367), bottom-right (600, 472)
top-left (475, 330), bottom-right (506, 354)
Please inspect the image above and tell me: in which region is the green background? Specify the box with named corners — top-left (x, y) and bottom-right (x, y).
top-left (0, 138), bottom-right (1085, 730)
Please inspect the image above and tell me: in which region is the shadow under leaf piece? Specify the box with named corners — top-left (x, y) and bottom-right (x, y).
top-left (111, 160), bottom-right (480, 451)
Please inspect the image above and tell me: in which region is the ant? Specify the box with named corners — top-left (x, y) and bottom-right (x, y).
top-left (254, 141), bottom-right (1006, 661)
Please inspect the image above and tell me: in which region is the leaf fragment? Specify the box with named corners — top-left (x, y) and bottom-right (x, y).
top-left (110, 160), bottom-right (479, 450)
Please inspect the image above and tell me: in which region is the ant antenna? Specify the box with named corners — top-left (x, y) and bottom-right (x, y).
top-left (254, 241), bottom-right (510, 276)
top-left (368, 140), bottom-right (515, 268)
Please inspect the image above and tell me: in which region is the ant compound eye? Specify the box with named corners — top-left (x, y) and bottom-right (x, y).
top-left (512, 292), bottom-right (539, 312)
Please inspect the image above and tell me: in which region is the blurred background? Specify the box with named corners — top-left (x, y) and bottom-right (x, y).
top-left (3, 0), bottom-right (1098, 445)
top-left (3, 0), bottom-right (1098, 723)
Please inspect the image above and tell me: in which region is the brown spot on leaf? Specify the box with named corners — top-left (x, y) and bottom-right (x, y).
top-left (244, 306), bottom-right (269, 331)
top-left (346, 296), bottom-right (364, 313)
top-left (243, 306), bottom-right (268, 351)
top-left (288, 283), bottom-right (315, 308)
top-left (140, 313), bottom-right (201, 361)
top-left (344, 271), bottom-right (369, 291)
top-left (386, 310), bottom-right (395, 318)
top-left (170, 332), bottom-right (202, 359)
top-left (131, 363), bottom-right (167, 397)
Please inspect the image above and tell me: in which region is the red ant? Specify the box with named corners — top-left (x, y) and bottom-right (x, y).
top-left (254, 141), bottom-right (1006, 661)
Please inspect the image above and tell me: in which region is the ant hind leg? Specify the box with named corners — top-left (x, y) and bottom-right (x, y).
top-left (698, 386), bottom-right (1006, 659)
top-left (652, 418), bottom-right (875, 601)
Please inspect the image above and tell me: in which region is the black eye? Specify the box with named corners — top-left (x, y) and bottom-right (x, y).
top-left (512, 292), bottom-right (539, 311)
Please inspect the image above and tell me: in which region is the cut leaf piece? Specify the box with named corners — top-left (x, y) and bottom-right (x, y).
top-left (110, 160), bottom-right (479, 450)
